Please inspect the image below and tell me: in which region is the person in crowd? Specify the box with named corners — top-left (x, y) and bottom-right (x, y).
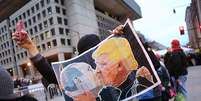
top-left (0, 65), bottom-right (38, 101)
top-left (164, 39), bottom-right (188, 100)
top-left (14, 77), bottom-right (22, 88)
top-left (12, 24), bottom-right (123, 101)
top-left (137, 43), bottom-right (162, 101)
top-left (195, 51), bottom-right (201, 65)
top-left (155, 53), bottom-right (172, 101)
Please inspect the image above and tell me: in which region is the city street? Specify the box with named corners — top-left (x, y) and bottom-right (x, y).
top-left (186, 65), bottom-right (201, 101)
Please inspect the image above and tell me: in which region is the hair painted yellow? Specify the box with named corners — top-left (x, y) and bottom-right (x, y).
top-left (92, 37), bottom-right (138, 70)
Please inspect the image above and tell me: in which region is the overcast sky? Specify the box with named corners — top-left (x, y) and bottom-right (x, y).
top-left (133, 0), bottom-right (191, 47)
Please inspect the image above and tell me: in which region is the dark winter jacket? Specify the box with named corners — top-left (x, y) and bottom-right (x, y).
top-left (30, 53), bottom-right (73, 101)
top-left (164, 49), bottom-right (188, 79)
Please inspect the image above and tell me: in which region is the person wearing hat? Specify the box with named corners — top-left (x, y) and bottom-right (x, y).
top-left (164, 39), bottom-right (188, 101)
top-left (0, 65), bottom-right (38, 101)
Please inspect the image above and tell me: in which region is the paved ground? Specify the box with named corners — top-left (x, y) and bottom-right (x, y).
top-left (50, 96), bottom-right (64, 101)
top-left (186, 65), bottom-right (201, 101)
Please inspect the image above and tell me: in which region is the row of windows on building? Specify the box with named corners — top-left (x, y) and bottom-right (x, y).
top-left (0, 33), bottom-right (9, 43)
top-left (16, 51), bottom-right (28, 61)
top-left (14, 38), bottom-right (71, 61)
top-left (0, 57), bottom-right (12, 65)
top-left (11, 1), bottom-right (51, 27)
top-left (10, 0), bottom-right (65, 26)
top-left (11, 5), bottom-right (67, 30)
top-left (0, 41), bottom-right (10, 51)
top-left (36, 38), bottom-right (71, 52)
top-left (0, 25), bottom-right (7, 35)
top-left (11, 16), bottom-right (68, 36)
top-left (14, 26), bottom-right (69, 53)
top-left (0, 49), bottom-right (11, 59)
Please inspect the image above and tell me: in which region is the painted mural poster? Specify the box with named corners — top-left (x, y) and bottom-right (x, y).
top-left (52, 19), bottom-right (161, 101)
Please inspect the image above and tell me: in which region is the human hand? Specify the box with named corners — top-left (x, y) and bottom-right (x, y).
top-left (12, 31), bottom-right (39, 57)
top-left (111, 25), bottom-right (124, 34)
top-left (136, 66), bottom-right (153, 83)
top-left (73, 91), bottom-right (96, 101)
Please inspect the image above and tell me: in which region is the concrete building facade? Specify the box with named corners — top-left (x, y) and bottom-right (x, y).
top-left (0, 0), bottom-right (141, 78)
top-left (185, 0), bottom-right (201, 49)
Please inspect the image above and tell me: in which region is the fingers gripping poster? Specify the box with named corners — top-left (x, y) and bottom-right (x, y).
top-left (51, 19), bottom-right (161, 101)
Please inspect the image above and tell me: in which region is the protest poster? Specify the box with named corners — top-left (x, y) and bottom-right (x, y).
top-left (51, 19), bottom-right (161, 101)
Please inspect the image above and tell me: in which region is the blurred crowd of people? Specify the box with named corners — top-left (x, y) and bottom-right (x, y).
top-left (13, 78), bottom-right (32, 88)
top-left (186, 52), bottom-right (201, 66)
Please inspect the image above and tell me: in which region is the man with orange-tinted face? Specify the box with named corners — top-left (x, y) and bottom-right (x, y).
top-left (91, 37), bottom-right (139, 100)
top-left (92, 37), bottom-right (138, 87)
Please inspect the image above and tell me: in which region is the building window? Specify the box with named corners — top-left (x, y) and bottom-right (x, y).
top-left (34, 26), bottom-right (38, 33)
top-left (6, 41), bottom-right (9, 47)
top-left (19, 15), bottom-right (22, 20)
top-left (44, 20), bottom-right (48, 28)
top-left (60, 38), bottom-right (65, 45)
top-left (39, 23), bottom-right (43, 30)
top-left (56, 6), bottom-right (60, 14)
top-left (40, 33), bottom-right (44, 40)
top-left (8, 49), bottom-right (10, 54)
top-left (9, 57), bottom-right (12, 62)
top-left (17, 54), bottom-right (20, 59)
top-left (27, 10), bottom-right (30, 16)
top-left (52, 39), bottom-right (57, 46)
top-left (37, 46), bottom-right (41, 52)
top-left (42, 10), bottom-right (46, 18)
top-left (42, 44), bottom-right (46, 50)
top-left (64, 18), bottom-right (68, 25)
top-left (24, 51), bottom-right (28, 56)
top-left (61, 0), bottom-right (65, 5)
top-left (12, 20), bottom-right (15, 26)
top-left (40, 0), bottom-right (45, 7)
top-left (62, 9), bottom-right (66, 15)
top-left (15, 18), bottom-right (18, 24)
top-left (29, 28), bottom-right (33, 35)
top-left (44, 31), bottom-right (51, 38)
top-left (23, 12), bottom-right (26, 19)
top-left (37, 13), bottom-right (41, 21)
top-left (28, 19), bottom-right (32, 26)
top-left (21, 53), bottom-right (24, 58)
top-left (57, 17), bottom-right (62, 24)
top-left (67, 39), bottom-right (71, 45)
top-left (32, 16), bottom-right (36, 23)
top-left (65, 29), bottom-right (69, 35)
top-left (59, 27), bottom-right (64, 35)
top-left (35, 36), bottom-right (40, 43)
top-left (49, 17), bottom-right (54, 25)
top-left (47, 7), bottom-right (52, 15)
top-left (47, 42), bottom-right (51, 48)
top-left (46, 0), bottom-right (50, 4)
top-left (55, 0), bottom-right (59, 3)
top-left (36, 3), bottom-right (40, 10)
top-left (50, 28), bottom-right (55, 36)
top-left (24, 21), bottom-right (27, 28)
top-left (31, 6), bottom-right (35, 14)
